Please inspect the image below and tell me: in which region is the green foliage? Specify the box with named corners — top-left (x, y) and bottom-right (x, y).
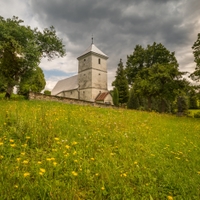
top-left (126, 42), bottom-right (178, 85)
top-left (18, 66), bottom-right (46, 97)
top-left (194, 111), bottom-right (200, 118)
top-left (0, 16), bottom-right (65, 98)
top-left (44, 90), bottom-right (51, 95)
top-left (126, 43), bottom-right (187, 112)
top-left (190, 33), bottom-right (200, 81)
top-left (188, 89), bottom-right (198, 109)
top-left (112, 59), bottom-right (129, 105)
top-left (127, 87), bottom-right (140, 109)
top-left (177, 96), bottom-right (188, 114)
top-left (112, 87), bottom-right (119, 106)
top-left (0, 100), bottom-right (200, 199)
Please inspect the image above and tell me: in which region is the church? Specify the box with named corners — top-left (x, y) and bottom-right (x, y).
top-left (51, 41), bottom-right (113, 104)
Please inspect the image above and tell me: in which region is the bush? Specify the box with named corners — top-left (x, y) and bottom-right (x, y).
top-left (194, 112), bottom-right (200, 118)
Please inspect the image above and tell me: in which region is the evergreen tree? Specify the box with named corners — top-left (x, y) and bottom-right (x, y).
top-left (112, 87), bottom-right (119, 106)
top-left (112, 59), bottom-right (129, 105)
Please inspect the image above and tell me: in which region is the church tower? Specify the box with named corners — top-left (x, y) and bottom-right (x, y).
top-left (77, 41), bottom-right (109, 101)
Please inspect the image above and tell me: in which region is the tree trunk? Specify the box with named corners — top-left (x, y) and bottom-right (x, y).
top-left (5, 85), bottom-right (13, 99)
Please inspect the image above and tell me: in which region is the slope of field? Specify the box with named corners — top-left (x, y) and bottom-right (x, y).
top-left (0, 100), bottom-right (200, 199)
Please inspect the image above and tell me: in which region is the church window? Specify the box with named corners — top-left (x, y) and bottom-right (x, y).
top-left (98, 58), bottom-right (101, 64)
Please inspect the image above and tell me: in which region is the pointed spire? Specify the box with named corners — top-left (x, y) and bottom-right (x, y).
top-left (91, 35), bottom-right (94, 44)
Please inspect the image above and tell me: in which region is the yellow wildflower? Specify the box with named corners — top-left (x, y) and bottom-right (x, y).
top-left (26, 136), bottom-right (30, 139)
top-left (10, 144), bottom-right (16, 147)
top-left (72, 141), bottom-right (78, 145)
top-left (22, 160), bottom-right (29, 164)
top-left (72, 171), bottom-right (78, 176)
top-left (0, 142), bottom-right (3, 146)
top-left (24, 172), bottom-right (30, 177)
top-left (65, 145), bottom-right (70, 149)
top-left (134, 161), bottom-right (138, 165)
top-left (16, 158), bottom-right (21, 162)
top-left (40, 168), bottom-right (46, 173)
top-left (91, 158), bottom-right (95, 161)
top-left (10, 139), bottom-right (14, 143)
top-left (50, 157), bottom-right (55, 161)
top-left (21, 152), bottom-right (25, 156)
top-left (46, 158), bottom-right (51, 161)
top-left (167, 196), bottom-right (173, 200)
top-left (101, 187), bottom-right (105, 190)
top-left (38, 161), bottom-right (42, 164)
top-left (53, 162), bottom-right (57, 166)
top-left (54, 137), bottom-right (59, 141)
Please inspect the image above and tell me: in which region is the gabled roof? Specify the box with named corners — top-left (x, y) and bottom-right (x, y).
top-left (95, 92), bottom-right (110, 101)
top-left (51, 75), bottom-right (78, 96)
top-left (77, 44), bottom-right (108, 59)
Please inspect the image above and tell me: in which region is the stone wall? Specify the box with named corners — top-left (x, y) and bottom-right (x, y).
top-left (28, 92), bottom-right (114, 108)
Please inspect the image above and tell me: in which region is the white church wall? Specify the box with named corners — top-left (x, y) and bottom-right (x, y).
top-left (91, 54), bottom-right (107, 72)
top-left (92, 70), bottom-right (107, 90)
top-left (63, 90), bottom-right (78, 99)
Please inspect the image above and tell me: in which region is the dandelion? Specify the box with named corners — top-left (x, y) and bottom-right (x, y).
top-left (95, 173), bottom-right (99, 176)
top-left (197, 171), bottom-right (200, 174)
top-left (72, 141), bottom-right (78, 145)
top-left (73, 151), bottom-right (77, 155)
top-left (0, 155), bottom-right (4, 159)
top-left (10, 139), bottom-right (14, 143)
top-left (65, 145), bottom-right (70, 149)
top-left (21, 144), bottom-right (27, 147)
top-left (22, 160), bottom-right (29, 164)
top-left (0, 142), bottom-right (3, 146)
top-left (26, 136), bottom-right (30, 139)
top-left (167, 196), bottom-right (173, 200)
top-left (72, 171), bottom-right (78, 176)
top-left (10, 144), bottom-right (16, 147)
top-left (134, 161), bottom-right (138, 165)
top-left (46, 158), bottom-right (51, 161)
top-left (39, 172), bottom-right (44, 176)
top-left (21, 152), bottom-right (25, 156)
top-left (54, 137), bottom-right (59, 141)
top-left (53, 162), bottom-right (57, 166)
top-left (16, 158), bottom-right (21, 162)
top-left (175, 157), bottom-right (180, 160)
top-left (101, 187), bottom-right (105, 190)
top-left (51, 157), bottom-right (55, 161)
top-left (37, 161), bottom-right (42, 164)
top-left (24, 172), bottom-right (30, 177)
top-left (40, 168), bottom-right (46, 173)
top-left (91, 158), bottom-right (95, 161)
top-left (14, 185), bottom-right (18, 188)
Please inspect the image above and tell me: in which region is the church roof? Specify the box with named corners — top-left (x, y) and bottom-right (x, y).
top-left (51, 75), bottom-right (78, 96)
top-left (95, 92), bottom-right (110, 101)
top-left (77, 43), bottom-right (108, 59)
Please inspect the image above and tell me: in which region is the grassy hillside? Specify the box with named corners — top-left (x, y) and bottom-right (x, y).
top-left (0, 100), bottom-right (200, 199)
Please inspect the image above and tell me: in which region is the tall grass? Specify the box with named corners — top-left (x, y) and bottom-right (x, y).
top-left (0, 99), bottom-right (200, 199)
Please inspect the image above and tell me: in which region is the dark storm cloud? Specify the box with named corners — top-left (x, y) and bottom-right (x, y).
top-left (30, 0), bottom-right (200, 74)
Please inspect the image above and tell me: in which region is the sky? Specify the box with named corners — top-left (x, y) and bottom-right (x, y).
top-left (1, 0), bottom-right (200, 90)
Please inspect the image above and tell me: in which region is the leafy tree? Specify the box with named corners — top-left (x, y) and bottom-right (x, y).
top-left (190, 33), bottom-right (200, 81)
top-left (18, 66), bottom-right (46, 97)
top-left (112, 59), bottom-right (129, 105)
top-left (0, 16), bottom-right (65, 98)
top-left (126, 42), bottom-right (178, 85)
top-left (133, 63), bottom-right (186, 111)
top-left (112, 87), bottom-right (119, 106)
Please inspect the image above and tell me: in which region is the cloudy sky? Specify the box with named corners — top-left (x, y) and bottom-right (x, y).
top-left (1, 0), bottom-right (200, 90)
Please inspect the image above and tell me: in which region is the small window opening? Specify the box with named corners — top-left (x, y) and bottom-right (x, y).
top-left (98, 58), bottom-right (101, 64)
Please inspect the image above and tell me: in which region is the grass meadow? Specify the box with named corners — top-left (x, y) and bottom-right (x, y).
top-left (0, 99), bottom-right (200, 199)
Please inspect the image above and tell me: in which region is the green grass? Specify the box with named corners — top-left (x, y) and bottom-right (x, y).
top-left (0, 99), bottom-right (200, 199)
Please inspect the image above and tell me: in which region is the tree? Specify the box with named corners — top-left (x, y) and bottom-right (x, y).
top-left (112, 59), bottom-right (129, 105)
top-left (133, 63), bottom-right (186, 112)
top-left (18, 66), bottom-right (46, 97)
top-left (112, 87), bottom-right (119, 106)
top-left (0, 16), bottom-right (65, 98)
top-left (127, 87), bottom-right (140, 109)
top-left (126, 42), bottom-right (178, 85)
top-left (190, 33), bottom-right (200, 81)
